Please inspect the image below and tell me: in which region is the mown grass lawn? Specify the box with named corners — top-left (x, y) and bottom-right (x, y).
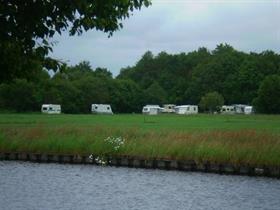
top-left (0, 113), bottom-right (280, 166)
top-left (0, 113), bottom-right (279, 132)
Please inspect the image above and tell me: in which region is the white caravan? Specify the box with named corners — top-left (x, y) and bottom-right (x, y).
top-left (142, 105), bottom-right (163, 115)
top-left (233, 104), bottom-right (254, 114)
top-left (91, 104), bottom-right (113, 114)
top-left (175, 105), bottom-right (198, 115)
top-left (221, 105), bottom-right (235, 114)
top-left (41, 104), bottom-right (61, 114)
top-left (162, 104), bottom-right (176, 113)
top-left (233, 104), bottom-right (247, 114)
top-left (244, 106), bottom-right (253, 115)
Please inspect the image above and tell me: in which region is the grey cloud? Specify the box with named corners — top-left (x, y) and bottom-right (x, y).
top-left (50, 0), bottom-right (280, 76)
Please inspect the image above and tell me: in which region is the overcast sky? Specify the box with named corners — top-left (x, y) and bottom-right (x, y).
top-left (50, 0), bottom-right (280, 76)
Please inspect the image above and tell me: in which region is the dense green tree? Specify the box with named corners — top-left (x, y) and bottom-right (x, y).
top-left (0, 0), bottom-right (151, 82)
top-left (1, 45), bottom-right (280, 114)
top-left (112, 79), bottom-right (143, 113)
top-left (253, 75), bottom-right (280, 114)
top-left (0, 42), bottom-right (48, 82)
top-left (185, 44), bottom-right (244, 104)
top-left (74, 77), bottom-right (113, 113)
top-left (0, 79), bottom-right (39, 112)
top-left (117, 44), bottom-right (280, 112)
top-left (42, 86), bottom-right (62, 105)
top-left (73, 61), bottom-right (93, 73)
top-left (227, 58), bottom-right (262, 104)
top-left (54, 61), bottom-right (95, 81)
top-left (50, 78), bottom-right (81, 113)
top-left (49, 61), bottom-right (114, 113)
top-left (199, 92), bottom-right (224, 113)
top-left (94, 67), bottom-right (113, 79)
top-left (118, 66), bottom-right (136, 81)
top-left (133, 51), bottom-right (156, 88)
top-left (143, 82), bottom-right (167, 105)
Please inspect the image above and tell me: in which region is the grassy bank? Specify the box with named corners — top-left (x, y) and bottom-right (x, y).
top-left (0, 114), bottom-right (280, 166)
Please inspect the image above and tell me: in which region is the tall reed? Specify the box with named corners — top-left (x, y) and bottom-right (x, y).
top-left (1, 125), bottom-right (280, 166)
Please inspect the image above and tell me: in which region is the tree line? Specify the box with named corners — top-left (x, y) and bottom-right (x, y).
top-left (118, 44), bottom-right (280, 114)
top-left (0, 44), bottom-right (280, 114)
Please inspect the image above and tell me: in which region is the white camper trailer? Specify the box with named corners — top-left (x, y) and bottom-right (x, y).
top-left (41, 104), bottom-right (61, 114)
top-left (221, 105), bottom-right (235, 114)
top-left (244, 106), bottom-right (253, 115)
top-left (162, 104), bottom-right (176, 113)
top-left (91, 104), bottom-right (113, 114)
top-left (233, 104), bottom-right (247, 114)
top-left (175, 105), bottom-right (198, 115)
top-left (142, 105), bottom-right (163, 115)
top-left (233, 104), bottom-right (253, 114)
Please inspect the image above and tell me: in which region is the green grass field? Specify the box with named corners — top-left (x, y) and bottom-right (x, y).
top-left (0, 113), bottom-right (280, 166)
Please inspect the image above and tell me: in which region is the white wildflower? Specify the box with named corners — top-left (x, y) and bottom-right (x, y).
top-left (104, 136), bottom-right (125, 152)
top-left (95, 156), bottom-right (107, 165)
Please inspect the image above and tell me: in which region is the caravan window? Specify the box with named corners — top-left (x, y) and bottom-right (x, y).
top-left (143, 108), bottom-right (148, 111)
top-left (107, 107), bottom-right (110, 110)
top-left (194, 107), bottom-right (196, 111)
top-left (49, 107), bottom-right (53, 110)
top-left (95, 106), bottom-right (98, 109)
top-left (187, 107), bottom-right (190, 111)
top-left (43, 107), bottom-right (48, 111)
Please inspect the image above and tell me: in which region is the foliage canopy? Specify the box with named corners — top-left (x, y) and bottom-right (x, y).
top-left (253, 75), bottom-right (280, 114)
top-left (0, 0), bottom-right (151, 82)
top-left (199, 92), bottom-right (224, 113)
top-left (0, 44), bottom-right (280, 114)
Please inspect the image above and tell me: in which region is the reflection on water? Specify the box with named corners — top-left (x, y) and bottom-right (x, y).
top-left (1, 161), bottom-right (280, 210)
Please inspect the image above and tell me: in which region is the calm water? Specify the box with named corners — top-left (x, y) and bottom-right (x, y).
top-left (1, 161), bottom-right (280, 210)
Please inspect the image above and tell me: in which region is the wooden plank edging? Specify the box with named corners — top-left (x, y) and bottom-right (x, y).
top-left (0, 152), bottom-right (279, 178)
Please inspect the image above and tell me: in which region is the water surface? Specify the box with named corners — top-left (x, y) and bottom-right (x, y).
top-left (1, 161), bottom-right (280, 210)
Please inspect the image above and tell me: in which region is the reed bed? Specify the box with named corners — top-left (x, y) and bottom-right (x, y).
top-left (1, 124), bottom-right (280, 167)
